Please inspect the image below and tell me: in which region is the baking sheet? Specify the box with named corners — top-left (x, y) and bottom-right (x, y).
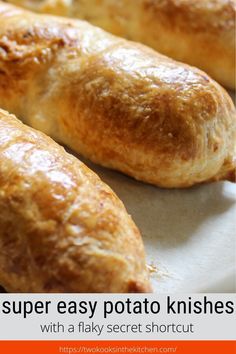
top-left (77, 155), bottom-right (236, 293)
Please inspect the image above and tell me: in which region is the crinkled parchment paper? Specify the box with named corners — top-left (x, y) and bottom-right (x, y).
top-left (78, 156), bottom-right (236, 293)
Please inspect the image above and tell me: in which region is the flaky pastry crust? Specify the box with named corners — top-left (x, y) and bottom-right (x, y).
top-left (0, 109), bottom-right (151, 293)
top-left (4, 0), bottom-right (236, 89)
top-left (0, 1), bottom-right (235, 188)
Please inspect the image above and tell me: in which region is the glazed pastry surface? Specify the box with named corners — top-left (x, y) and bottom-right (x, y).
top-left (0, 1), bottom-right (235, 188)
top-left (4, 0), bottom-right (236, 89)
top-left (0, 108), bottom-right (150, 293)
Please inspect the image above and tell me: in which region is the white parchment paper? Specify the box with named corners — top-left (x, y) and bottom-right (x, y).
top-left (78, 155), bottom-right (236, 293)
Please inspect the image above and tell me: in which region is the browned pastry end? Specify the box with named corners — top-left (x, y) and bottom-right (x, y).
top-left (4, 0), bottom-right (236, 89)
top-left (0, 109), bottom-right (151, 293)
top-left (0, 1), bottom-right (235, 188)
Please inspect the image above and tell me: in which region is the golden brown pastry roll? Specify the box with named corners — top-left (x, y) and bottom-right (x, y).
top-left (0, 108), bottom-right (150, 293)
top-left (0, 2), bottom-right (235, 188)
top-left (4, 0), bottom-right (236, 89)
